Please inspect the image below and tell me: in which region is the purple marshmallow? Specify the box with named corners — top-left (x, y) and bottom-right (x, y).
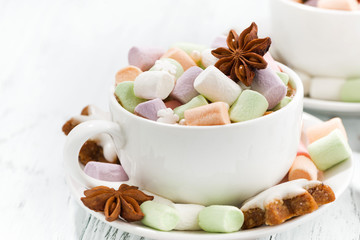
top-left (128, 47), bottom-right (165, 71)
top-left (171, 66), bottom-right (202, 104)
top-left (134, 98), bottom-right (166, 121)
top-left (251, 66), bottom-right (287, 109)
top-left (84, 162), bottom-right (129, 182)
top-left (211, 35), bottom-right (227, 48)
top-left (304, 0), bottom-right (318, 7)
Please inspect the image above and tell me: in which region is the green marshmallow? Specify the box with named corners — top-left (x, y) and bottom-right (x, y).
top-left (172, 42), bottom-right (207, 56)
top-left (140, 201), bottom-right (180, 231)
top-left (272, 96), bottom-right (292, 111)
top-left (229, 90), bottom-right (269, 122)
top-left (174, 95), bottom-right (208, 119)
top-left (340, 78), bottom-right (360, 102)
top-left (198, 205), bottom-right (244, 233)
top-left (150, 58), bottom-right (184, 79)
top-left (308, 129), bottom-right (351, 171)
top-left (276, 72), bottom-right (290, 86)
top-left (114, 81), bottom-right (145, 113)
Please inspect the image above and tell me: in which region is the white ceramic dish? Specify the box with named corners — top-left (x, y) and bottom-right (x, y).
top-left (270, 0), bottom-right (360, 78)
top-left (304, 97), bottom-right (360, 116)
top-left (66, 112), bottom-right (354, 240)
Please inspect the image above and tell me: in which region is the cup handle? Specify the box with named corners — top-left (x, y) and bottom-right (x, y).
top-left (64, 119), bottom-right (129, 189)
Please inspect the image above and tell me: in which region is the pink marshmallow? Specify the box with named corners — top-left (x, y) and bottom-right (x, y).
top-left (165, 100), bottom-right (182, 109)
top-left (134, 98), bottom-right (166, 121)
top-left (304, 0), bottom-right (318, 6)
top-left (251, 66), bottom-right (287, 109)
top-left (318, 0), bottom-right (358, 10)
top-left (171, 66), bottom-right (202, 104)
top-left (297, 142), bottom-right (311, 159)
top-left (84, 162), bottom-right (129, 182)
top-left (211, 35), bottom-right (227, 48)
top-left (264, 52), bottom-right (281, 72)
top-left (128, 47), bottom-right (165, 71)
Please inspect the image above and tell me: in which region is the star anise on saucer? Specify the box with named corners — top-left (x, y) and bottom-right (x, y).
top-left (211, 22), bottom-right (271, 86)
top-left (81, 184), bottom-right (154, 222)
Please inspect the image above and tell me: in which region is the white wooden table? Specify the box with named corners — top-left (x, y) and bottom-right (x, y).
top-left (0, 0), bottom-right (359, 239)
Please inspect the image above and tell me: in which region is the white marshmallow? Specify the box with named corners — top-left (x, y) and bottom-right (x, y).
top-left (142, 190), bottom-right (175, 208)
top-left (294, 69), bottom-right (311, 95)
top-left (174, 204), bottom-right (205, 231)
top-left (194, 66), bottom-right (242, 105)
top-left (201, 49), bottom-right (218, 68)
top-left (134, 71), bottom-right (175, 100)
top-left (157, 108), bottom-right (179, 124)
top-left (309, 77), bottom-right (345, 101)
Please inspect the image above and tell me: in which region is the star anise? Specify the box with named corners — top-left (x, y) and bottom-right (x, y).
top-left (211, 22), bottom-right (272, 86)
top-left (81, 184), bottom-right (154, 222)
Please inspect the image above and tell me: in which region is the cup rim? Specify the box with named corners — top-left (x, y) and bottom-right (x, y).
top-left (110, 62), bottom-right (304, 130)
top-left (274, 0), bottom-right (360, 16)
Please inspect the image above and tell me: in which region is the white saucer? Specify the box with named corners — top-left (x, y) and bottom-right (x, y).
top-left (66, 113), bottom-right (354, 240)
top-left (304, 97), bottom-right (360, 116)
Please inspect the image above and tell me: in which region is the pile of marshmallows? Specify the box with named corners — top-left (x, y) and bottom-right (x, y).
top-left (114, 43), bottom-right (293, 126)
top-left (297, 69), bottom-right (360, 102)
top-left (294, 0), bottom-right (360, 11)
top-left (289, 117), bottom-right (351, 181)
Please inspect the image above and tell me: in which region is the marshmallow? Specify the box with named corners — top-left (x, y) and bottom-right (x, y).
top-left (309, 77), bottom-right (345, 101)
top-left (171, 66), bottom-right (202, 103)
top-left (174, 95), bottom-right (208, 119)
top-left (306, 117), bottom-right (347, 144)
top-left (198, 205), bottom-right (244, 233)
top-left (161, 47), bottom-right (197, 71)
top-left (134, 71), bottom-right (175, 100)
top-left (84, 162), bottom-right (129, 182)
top-left (142, 191), bottom-right (175, 208)
top-left (230, 90), bottom-right (269, 122)
top-left (174, 204), bottom-right (205, 231)
top-left (150, 58), bottom-right (184, 79)
top-left (140, 201), bottom-right (180, 231)
top-left (297, 141), bottom-right (311, 159)
top-left (264, 52), bottom-right (281, 72)
top-left (340, 78), bottom-right (360, 102)
top-left (128, 47), bottom-right (164, 71)
top-left (251, 66), bottom-right (287, 109)
top-left (194, 65), bottom-right (242, 105)
top-left (308, 129), bottom-right (352, 171)
top-left (276, 72), bottom-right (290, 86)
top-left (294, 69), bottom-right (311, 96)
top-left (184, 102), bottom-right (230, 126)
top-left (288, 155), bottom-right (318, 181)
top-left (211, 35), bottom-right (227, 48)
top-left (165, 100), bottom-right (182, 109)
top-left (115, 66), bottom-right (142, 85)
top-left (304, 0), bottom-right (318, 6)
top-left (157, 108), bottom-right (179, 124)
top-left (272, 96), bottom-right (292, 111)
top-left (201, 49), bottom-right (219, 68)
top-left (318, 0), bottom-right (358, 10)
top-left (115, 81), bottom-right (146, 113)
top-left (172, 42), bottom-right (207, 64)
top-left (134, 98), bottom-right (166, 121)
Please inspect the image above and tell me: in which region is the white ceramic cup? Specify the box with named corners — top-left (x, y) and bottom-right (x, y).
top-left (270, 0), bottom-right (360, 78)
top-left (64, 63), bottom-right (303, 206)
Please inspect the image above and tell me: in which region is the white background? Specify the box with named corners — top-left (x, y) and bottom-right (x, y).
top-left (0, 0), bottom-right (359, 239)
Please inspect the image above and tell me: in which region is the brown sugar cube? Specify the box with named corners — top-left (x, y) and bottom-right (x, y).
top-left (307, 184), bottom-right (335, 206)
top-left (242, 207), bottom-right (265, 229)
